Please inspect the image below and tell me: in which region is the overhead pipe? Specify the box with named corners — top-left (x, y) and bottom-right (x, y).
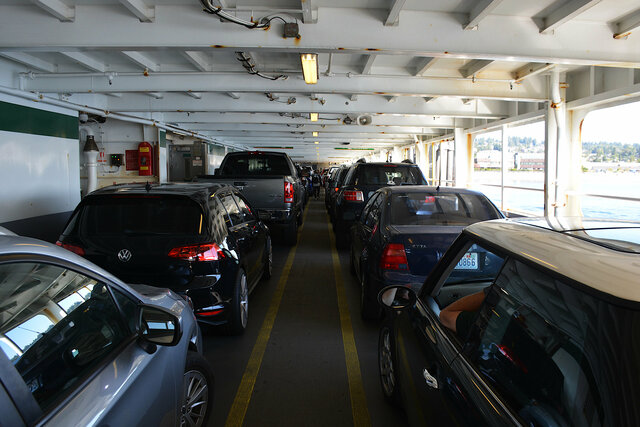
top-left (0, 84), bottom-right (244, 150)
top-left (550, 70), bottom-right (565, 216)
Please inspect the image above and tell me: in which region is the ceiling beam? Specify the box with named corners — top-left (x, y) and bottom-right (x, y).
top-left (413, 57), bottom-right (437, 76)
top-left (0, 52), bottom-right (55, 72)
top-left (119, 0), bottom-right (155, 23)
top-left (537, 0), bottom-right (601, 34)
top-left (613, 8), bottom-right (640, 39)
top-left (32, 0), bottom-right (74, 22)
top-left (182, 51), bottom-right (211, 72)
top-left (513, 63), bottom-right (554, 83)
top-left (1, 7), bottom-right (638, 66)
top-left (174, 125), bottom-right (441, 135)
top-left (361, 54), bottom-right (377, 75)
top-left (385, 0), bottom-right (406, 26)
top-left (121, 51), bottom-right (158, 72)
top-left (459, 59), bottom-right (493, 78)
top-left (301, 0), bottom-right (316, 24)
top-left (464, 0), bottom-right (503, 30)
top-left (59, 52), bottom-right (105, 72)
top-left (25, 73), bottom-right (546, 102)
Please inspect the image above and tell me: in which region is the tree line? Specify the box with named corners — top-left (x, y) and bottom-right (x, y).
top-left (474, 136), bottom-right (640, 163)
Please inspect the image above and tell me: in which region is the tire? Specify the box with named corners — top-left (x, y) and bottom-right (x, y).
top-left (378, 325), bottom-right (401, 407)
top-left (262, 237), bottom-right (272, 281)
top-left (181, 352), bottom-right (214, 427)
top-left (360, 272), bottom-right (382, 321)
top-left (284, 219), bottom-right (298, 246)
top-left (225, 269), bottom-right (248, 335)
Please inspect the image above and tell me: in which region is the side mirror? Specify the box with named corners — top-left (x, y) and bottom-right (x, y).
top-left (378, 285), bottom-right (417, 311)
top-left (214, 168), bottom-right (220, 176)
top-left (137, 305), bottom-right (181, 348)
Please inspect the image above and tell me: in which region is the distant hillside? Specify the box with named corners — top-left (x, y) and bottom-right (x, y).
top-left (474, 136), bottom-right (640, 163)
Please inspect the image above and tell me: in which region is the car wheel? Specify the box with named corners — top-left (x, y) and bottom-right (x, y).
top-left (181, 352), bottom-right (214, 427)
top-left (360, 272), bottom-right (381, 320)
top-left (262, 237), bottom-right (272, 281)
top-left (379, 325), bottom-right (401, 406)
top-left (284, 220), bottom-right (298, 246)
top-left (226, 269), bottom-right (248, 335)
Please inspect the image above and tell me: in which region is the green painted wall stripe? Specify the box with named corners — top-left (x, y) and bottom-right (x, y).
top-left (0, 101), bottom-right (78, 139)
top-left (159, 130), bottom-right (167, 148)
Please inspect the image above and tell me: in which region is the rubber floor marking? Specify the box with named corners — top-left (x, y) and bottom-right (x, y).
top-left (328, 224), bottom-right (372, 427)
top-left (224, 208), bottom-right (308, 427)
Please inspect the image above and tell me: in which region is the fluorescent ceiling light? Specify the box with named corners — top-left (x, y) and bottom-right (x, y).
top-left (312, 131), bottom-right (318, 137)
top-left (300, 53), bottom-right (318, 84)
top-left (314, 141), bottom-right (319, 144)
top-left (310, 113), bottom-right (318, 122)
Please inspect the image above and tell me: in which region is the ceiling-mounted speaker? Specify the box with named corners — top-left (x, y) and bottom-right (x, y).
top-left (357, 114), bottom-right (373, 126)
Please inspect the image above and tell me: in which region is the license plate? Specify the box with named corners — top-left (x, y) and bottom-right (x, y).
top-left (455, 253), bottom-right (478, 270)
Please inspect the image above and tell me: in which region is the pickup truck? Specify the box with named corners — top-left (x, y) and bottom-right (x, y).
top-left (197, 151), bottom-right (304, 245)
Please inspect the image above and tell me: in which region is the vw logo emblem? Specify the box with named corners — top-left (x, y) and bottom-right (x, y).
top-left (117, 249), bottom-right (132, 262)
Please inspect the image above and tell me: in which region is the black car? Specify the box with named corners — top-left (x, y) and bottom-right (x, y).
top-left (333, 160), bottom-right (427, 247)
top-left (56, 182), bottom-right (271, 335)
top-left (350, 186), bottom-right (502, 319)
top-left (325, 166), bottom-right (350, 221)
top-left (377, 218), bottom-right (640, 426)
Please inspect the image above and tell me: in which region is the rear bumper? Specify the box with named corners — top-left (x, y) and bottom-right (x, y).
top-left (258, 208), bottom-right (295, 225)
top-left (371, 271), bottom-right (427, 294)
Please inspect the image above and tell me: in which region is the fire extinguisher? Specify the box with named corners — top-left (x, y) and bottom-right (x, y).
top-left (138, 141), bottom-right (153, 176)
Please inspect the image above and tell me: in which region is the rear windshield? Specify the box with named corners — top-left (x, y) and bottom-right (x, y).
top-left (354, 165), bottom-right (426, 186)
top-left (66, 196), bottom-right (204, 236)
top-left (220, 154), bottom-right (291, 176)
top-left (390, 192), bottom-right (500, 226)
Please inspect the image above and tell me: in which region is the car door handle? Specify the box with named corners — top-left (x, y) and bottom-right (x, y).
top-left (423, 368), bottom-right (439, 389)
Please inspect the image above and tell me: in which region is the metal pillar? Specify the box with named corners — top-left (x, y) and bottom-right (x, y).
top-left (545, 70), bottom-right (568, 217)
top-left (453, 128), bottom-right (470, 188)
top-left (501, 125), bottom-right (507, 211)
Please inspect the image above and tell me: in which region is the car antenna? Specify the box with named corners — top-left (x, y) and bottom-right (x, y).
top-left (145, 181), bottom-right (152, 192)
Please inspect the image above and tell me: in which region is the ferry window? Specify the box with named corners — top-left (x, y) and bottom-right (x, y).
top-left (580, 101), bottom-right (640, 220)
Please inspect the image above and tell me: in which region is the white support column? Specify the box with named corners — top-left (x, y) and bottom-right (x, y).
top-left (545, 70), bottom-right (569, 217)
top-left (415, 138), bottom-right (429, 182)
top-left (392, 146), bottom-right (402, 163)
top-left (453, 128), bottom-right (471, 188)
top-left (500, 125), bottom-right (508, 211)
top-left (564, 108), bottom-right (589, 216)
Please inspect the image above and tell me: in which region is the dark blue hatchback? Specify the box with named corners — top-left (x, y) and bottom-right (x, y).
top-left (350, 185), bottom-right (503, 319)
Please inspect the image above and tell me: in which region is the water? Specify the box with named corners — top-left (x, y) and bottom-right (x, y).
top-left (472, 171), bottom-right (640, 221)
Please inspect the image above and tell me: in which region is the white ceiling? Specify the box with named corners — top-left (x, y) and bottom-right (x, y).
top-left (0, 0), bottom-right (639, 163)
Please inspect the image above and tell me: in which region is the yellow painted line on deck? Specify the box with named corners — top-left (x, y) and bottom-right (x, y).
top-left (328, 224), bottom-right (371, 427)
top-left (225, 208), bottom-right (309, 427)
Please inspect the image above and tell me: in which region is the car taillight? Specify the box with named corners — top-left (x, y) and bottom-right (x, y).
top-left (168, 243), bottom-right (224, 261)
top-left (343, 190), bottom-right (364, 202)
top-left (380, 243), bottom-right (409, 270)
top-left (334, 187), bottom-right (339, 192)
top-left (56, 241), bottom-right (85, 256)
top-left (284, 182), bottom-right (294, 203)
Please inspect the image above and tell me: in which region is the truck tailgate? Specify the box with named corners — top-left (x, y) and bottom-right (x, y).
top-left (198, 176), bottom-right (285, 210)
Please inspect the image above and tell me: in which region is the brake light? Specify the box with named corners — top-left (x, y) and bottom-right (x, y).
top-left (284, 182), bottom-right (294, 203)
top-left (334, 187), bottom-right (339, 192)
top-left (380, 243), bottom-right (409, 270)
top-left (343, 190), bottom-right (364, 202)
top-left (56, 241), bottom-right (85, 256)
top-left (168, 243), bottom-right (224, 261)
top-left (196, 309), bottom-right (224, 317)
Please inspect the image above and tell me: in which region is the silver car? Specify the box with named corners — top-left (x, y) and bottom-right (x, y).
top-left (0, 232), bottom-right (213, 426)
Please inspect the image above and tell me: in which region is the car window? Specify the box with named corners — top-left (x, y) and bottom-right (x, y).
top-left (67, 195), bottom-right (204, 236)
top-left (390, 192), bottom-right (501, 226)
top-left (360, 192), bottom-right (379, 223)
top-left (0, 262), bottom-right (131, 413)
top-left (355, 165), bottom-right (426, 186)
top-left (233, 194), bottom-right (255, 222)
top-left (461, 258), bottom-right (638, 427)
top-left (220, 154), bottom-right (291, 176)
top-left (433, 242), bottom-right (506, 309)
top-left (220, 194), bottom-right (244, 226)
top-left (208, 195), bottom-right (229, 242)
top-left (364, 193), bottom-right (384, 228)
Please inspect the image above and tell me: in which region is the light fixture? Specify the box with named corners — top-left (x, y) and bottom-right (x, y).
top-left (310, 113), bottom-right (318, 122)
top-left (312, 131), bottom-right (318, 137)
top-left (314, 141), bottom-right (319, 144)
top-left (300, 53), bottom-right (318, 84)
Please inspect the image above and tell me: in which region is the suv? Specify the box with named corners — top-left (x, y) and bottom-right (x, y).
top-left (377, 217), bottom-right (640, 426)
top-left (333, 161), bottom-right (427, 247)
top-left (57, 182), bottom-right (271, 335)
top-left (0, 232), bottom-right (213, 426)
